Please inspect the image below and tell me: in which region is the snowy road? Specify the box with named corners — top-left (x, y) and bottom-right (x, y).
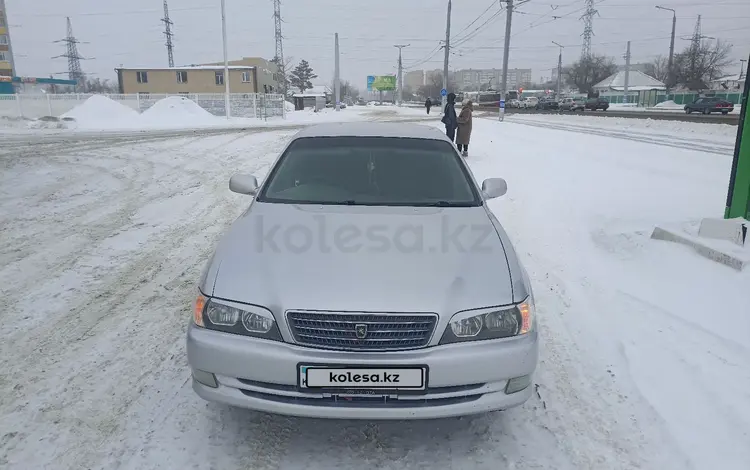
top-left (1, 116), bottom-right (748, 470)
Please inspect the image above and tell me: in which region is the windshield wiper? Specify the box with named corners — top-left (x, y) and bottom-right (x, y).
top-left (421, 201), bottom-right (474, 207)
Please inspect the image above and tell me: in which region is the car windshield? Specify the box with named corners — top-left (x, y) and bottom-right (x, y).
top-left (257, 136), bottom-right (481, 207)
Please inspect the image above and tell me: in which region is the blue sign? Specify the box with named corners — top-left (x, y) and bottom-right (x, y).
top-left (367, 75), bottom-right (375, 91)
top-left (499, 99), bottom-right (505, 109)
top-left (440, 88), bottom-right (447, 97)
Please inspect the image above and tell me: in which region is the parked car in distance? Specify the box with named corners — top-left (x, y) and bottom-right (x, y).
top-left (559, 97), bottom-right (585, 112)
top-left (187, 122), bottom-right (539, 420)
top-left (684, 96), bottom-right (734, 115)
top-left (585, 98), bottom-right (609, 111)
top-left (519, 97), bottom-right (538, 109)
top-left (536, 98), bottom-right (559, 110)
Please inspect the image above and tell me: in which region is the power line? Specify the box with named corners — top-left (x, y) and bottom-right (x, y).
top-left (451, 0), bottom-right (500, 41)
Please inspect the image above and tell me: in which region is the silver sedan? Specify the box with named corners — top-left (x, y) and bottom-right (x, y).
top-left (187, 122), bottom-right (539, 420)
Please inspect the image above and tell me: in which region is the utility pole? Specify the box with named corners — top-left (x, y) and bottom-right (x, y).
top-left (442, 0), bottom-right (452, 112)
top-left (161, 0), bottom-right (175, 67)
top-left (52, 17), bottom-right (88, 92)
top-left (623, 41), bottom-right (631, 104)
top-left (552, 41), bottom-right (564, 98)
top-left (655, 6), bottom-right (676, 90)
top-left (220, 0), bottom-right (230, 119)
top-left (499, 0), bottom-right (514, 121)
top-left (739, 59), bottom-right (747, 80)
top-left (335, 33), bottom-right (341, 111)
top-left (394, 44), bottom-right (410, 106)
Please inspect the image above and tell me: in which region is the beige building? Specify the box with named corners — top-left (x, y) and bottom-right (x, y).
top-left (200, 57), bottom-right (281, 93)
top-left (115, 57), bottom-right (282, 95)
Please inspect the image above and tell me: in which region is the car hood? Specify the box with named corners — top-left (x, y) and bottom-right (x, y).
top-left (208, 201), bottom-right (514, 315)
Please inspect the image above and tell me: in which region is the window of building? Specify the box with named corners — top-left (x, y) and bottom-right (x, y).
top-left (136, 71), bottom-right (148, 83)
top-left (0, 13), bottom-right (6, 27)
top-left (241, 71), bottom-right (251, 83)
top-left (0, 52), bottom-right (7, 62)
top-left (176, 71), bottom-right (188, 83)
top-left (215, 71), bottom-right (224, 85)
top-left (0, 35), bottom-right (8, 45)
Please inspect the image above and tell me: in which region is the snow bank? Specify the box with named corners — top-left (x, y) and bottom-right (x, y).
top-left (506, 113), bottom-right (738, 141)
top-left (60, 95), bottom-right (140, 129)
top-left (654, 100), bottom-right (682, 109)
top-left (139, 96), bottom-right (219, 127)
top-left (284, 100), bottom-right (295, 112)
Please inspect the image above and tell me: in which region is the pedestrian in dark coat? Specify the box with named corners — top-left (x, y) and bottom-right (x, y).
top-left (425, 98), bottom-right (432, 114)
top-left (456, 99), bottom-right (474, 157)
top-left (441, 93), bottom-right (458, 142)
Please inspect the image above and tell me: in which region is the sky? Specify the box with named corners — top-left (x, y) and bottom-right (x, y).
top-left (5, 0), bottom-right (750, 88)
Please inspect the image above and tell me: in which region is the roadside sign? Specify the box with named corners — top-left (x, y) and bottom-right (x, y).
top-left (499, 100), bottom-right (505, 109)
top-left (440, 89), bottom-right (447, 97)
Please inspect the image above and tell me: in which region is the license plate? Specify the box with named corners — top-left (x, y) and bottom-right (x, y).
top-left (299, 365), bottom-right (427, 390)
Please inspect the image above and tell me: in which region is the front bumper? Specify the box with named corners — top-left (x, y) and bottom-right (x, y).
top-left (186, 323), bottom-right (539, 420)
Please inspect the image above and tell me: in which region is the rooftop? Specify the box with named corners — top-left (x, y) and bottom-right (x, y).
top-left (292, 122), bottom-right (450, 141)
top-left (594, 70), bottom-right (666, 90)
top-left (116, 65), bottom-right (255, 71)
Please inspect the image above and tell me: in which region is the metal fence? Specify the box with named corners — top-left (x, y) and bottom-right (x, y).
top-left (599, 90), bottom-right (743, 106)
top-left (0, 92), bottom-right (286, 120)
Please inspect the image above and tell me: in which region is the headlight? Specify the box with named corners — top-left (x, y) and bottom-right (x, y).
top-left (439, 297), bottom-right (534, 345)
top-left (193, 295), bottom-right (282, 341)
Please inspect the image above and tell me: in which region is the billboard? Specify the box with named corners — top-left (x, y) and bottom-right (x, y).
top-left (367, 75), bottom-right (396, 91)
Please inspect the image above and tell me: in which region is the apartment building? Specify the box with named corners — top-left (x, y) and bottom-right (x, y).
top-left (200, 57), bottom-right (281, 93)
top-left (0, 0), bottom-right (16, 78)
top-left (404, 70), bottom-right (425, 90)
top-left (454, 68), bottom-right (532, 91)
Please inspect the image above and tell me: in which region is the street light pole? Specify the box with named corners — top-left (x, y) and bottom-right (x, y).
top-left (656, 5), bottom-right (676, 90)
top-left (221, 0), bottom-right (230, 119)
top-left (442, 0), bottom-right (452, 112)
top-left (394, 44), bottom-right (410, 106)
top-left (552, 41), bottom-right (564, 98)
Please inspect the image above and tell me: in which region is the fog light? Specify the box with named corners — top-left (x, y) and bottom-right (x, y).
top-left (192, 369), bottom-right (218, 388)
top-left (505, 374), bottom-right (532, 394)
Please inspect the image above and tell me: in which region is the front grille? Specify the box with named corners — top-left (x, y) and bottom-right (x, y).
top-left (286, 311), bottom-right (438, 351)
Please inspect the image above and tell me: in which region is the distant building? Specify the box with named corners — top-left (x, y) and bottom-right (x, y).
top-left (593, 70), bottom-right (666, 92)
top-left (200, 57), bottom-right (281, 93)
top-left (454, 68), bottom-right (532, 91)
top-left (617, 63), bottom-right (650, 74)
top-left (710, 73), bottom-right (745, 91)
top-left (116, 65), bottom-right (259, 94)
top-left (115, 57), bottom-right (280, 95)
top-left (0, 0), bottom-right (16, 78)
top-left (404, 70), bottom-right (424, 91)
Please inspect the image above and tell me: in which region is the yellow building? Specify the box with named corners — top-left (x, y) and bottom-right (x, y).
top-left (115, 57), bottom-right (281, 95)
top-left (0, 0), bottom-right (16, 77)
top-left (116, 65), bottom-right (260, 94)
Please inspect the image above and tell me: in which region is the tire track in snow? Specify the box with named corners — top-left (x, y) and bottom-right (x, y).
top-left (482, 116), bottom-right (734, 156)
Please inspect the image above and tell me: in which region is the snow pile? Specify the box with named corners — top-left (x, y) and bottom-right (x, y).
top-left (284, 100), bottom-right (295, 112)
top-left (139, 96), bottom-right (219, 127)
top-left (60, 95), bottom-right (140, 129)
top-left (654, 100), bottom-right (682, 109)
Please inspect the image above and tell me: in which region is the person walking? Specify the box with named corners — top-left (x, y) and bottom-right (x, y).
top-left (441, 93), bottom-right (458, 143)
top-left (425, 97), bottom-right (432, 114)
top-left (456, 99), bottom-right (474, 157)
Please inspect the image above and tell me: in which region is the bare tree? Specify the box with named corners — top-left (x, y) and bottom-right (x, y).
top-left (673, 40), bottom-right (733, 90)
top-left (644, 55), bottom-right (670, 83)
top-left (563, 54), bottom-right (618, 95)
top-left (418, 72), bottom-right (456, 100)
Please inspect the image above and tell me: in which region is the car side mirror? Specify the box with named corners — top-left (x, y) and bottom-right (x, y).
top-left (481, 178), bottom-right (507, 200)
top-left (229, 174), bottom-right (259, 195)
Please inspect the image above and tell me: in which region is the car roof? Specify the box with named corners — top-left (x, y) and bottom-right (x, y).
top-left (292, 122), bottom-right (452, 141)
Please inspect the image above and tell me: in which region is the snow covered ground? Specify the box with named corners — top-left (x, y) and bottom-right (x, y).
top-left (0, 111), bottom-right (748, 470)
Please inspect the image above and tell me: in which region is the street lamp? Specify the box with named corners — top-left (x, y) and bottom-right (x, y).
top-left (221, 0), bottom-right (230, 119)
top-left (655, 5), bottom-right (676, 90)
top-left (552, 41), bottom-right (564, 98)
